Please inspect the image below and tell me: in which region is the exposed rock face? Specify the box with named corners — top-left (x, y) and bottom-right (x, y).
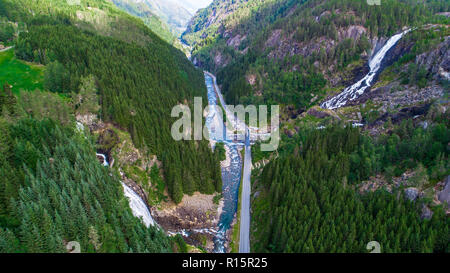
top-left (285, 105), bottom-right (305, 120)
top-left (96, 128), bottom-right (120, 154)
top-left (266, 25), bottom-right (367, 61)
top-left (246, 74), bottom-right (257, 86)
top-left (438, 176), bottom-right (450, 209)
top-left (351, 84), bottom-right (445, 111)
top-left (227, 34), bottom-right (246, 50)
top-left (421, 204), bottom-right (433, 220)
top-left (265, 29), bottom-right (282, 49)
top-left (370, 36), bottom-right (388, 57)
top-left (371, 103), bottom-right (432, 126)
top-left (416, 36), bottom-right (450, 81)
top-left (182, 0), bottom-right (244, 45)
top-left (267, 35), bottom-right (335, 61)
top-left (76, 114), bottom-right (99, 129)
top-left (121, 173), bottom-right (152, 210)
top-left (436, 12), bottom-right (450, 17)
top-left (349, 34), bottom-right (448, 112)
top-left (405, 187), bottom-right (420, 201)
top-left (359, 175), bottom-right (392, 193)
top-left (214, 51), bottom-right (229, 68)
top-left (358, 171), bottom-right (418, 194)
top-left (153, 192), bottom-right (223, 252)
top-left (338, 25), bottom-right (367, 41)
top-left (306, 106), bottom-right (340, 120)
top-left (96, 154), bottom-right (108, 165)
top-left (261, 25), bottom-right (373, 91)
top-left (370, 29), bottom-right (416, 72)
top-left (154, 193), bottom-right (221, 229)
top-left (284, 128), bottom-right (295, 138)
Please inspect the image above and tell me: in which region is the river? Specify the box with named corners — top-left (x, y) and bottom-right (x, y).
top-left (93, 72), bottom-right (251, 252)
top-left (204, 73), bottom-right (248, 253)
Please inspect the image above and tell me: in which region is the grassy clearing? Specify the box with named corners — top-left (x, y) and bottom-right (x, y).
top-left (0, 49), bottom-right (44, 95)
top-left (186, 244), bottom-right (206, 253)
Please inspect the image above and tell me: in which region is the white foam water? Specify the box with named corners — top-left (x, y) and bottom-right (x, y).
top-left (321, 29), bottom-right (411, 109)
top-left (121, 182), bottom-right (156, 227)
top-left (96, 153), bottom-right (109, 167)
top-left (96, 152), bottom-right (156, 228)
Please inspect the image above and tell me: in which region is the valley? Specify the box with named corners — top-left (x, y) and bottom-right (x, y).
top-left (0, 0), bottom-right (448, 255)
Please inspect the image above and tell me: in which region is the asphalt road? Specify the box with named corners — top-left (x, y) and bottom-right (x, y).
top-left (239, 130), bottom-right (251, 253)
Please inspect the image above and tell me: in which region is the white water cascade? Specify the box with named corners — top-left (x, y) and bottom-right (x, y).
top-left (74, 119), bottom-right (157, 229)
top-left (96, 153), bottom-right (109, 167)
top-left (96, 152), bottom-right (156, 227)
top-left (121, 182), bottom-right (156, 227)
top-left (321, 29), bottom-right (411, 110)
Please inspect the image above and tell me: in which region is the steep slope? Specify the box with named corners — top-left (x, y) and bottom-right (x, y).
top-left (184, 0), bottom-right (450, 254)
top-left (2, 0), bottom-right (160, 46)
top-left (184, 0), bottom-right (448, 110)
top-left (182, 0), bottom-right (263, 47)
top-left (250, 125), bottom-right (449, 253)
top-left (0, 0), bottom-right (224, 253)
top-left (0, 117), bottom-right (173, 253)
top-left (126, 0), bottom-right (193, 36)
top-left (119, 0), bottom-right (213, 37)
top-left (2, 0), bottom-right (222, 207)
top-left (111, 0), bottom-right (176, 44)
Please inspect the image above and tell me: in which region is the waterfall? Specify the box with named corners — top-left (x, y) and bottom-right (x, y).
top-left (96, 152), bottom-right (156, 227)
top-left (121, 182), bottom-right (156, 227)
top-left (76, 121), bottom-right (84, 132)
top-left (96, 153), bottom-right (109, 167)
top-left (321, 29), bottom-right (411, 110)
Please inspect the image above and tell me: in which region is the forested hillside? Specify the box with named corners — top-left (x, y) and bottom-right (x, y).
top-left (0, 114), bottom-right (172, 253)
top-left (183, 0), bottom-right (449, 109)
top-left (118, 0), bottom-right (194, 36)
top-left (0, 0), bottom-right (448, 254)
top-left (111, 0), bottom-right (177, 44)
top-left (3, 0), bottom-right (223, 204)
top-left (0, 0), bottom-right (225, 253)
top-left (2, 0), bottom-right (157, 46)
top-left (251, 120), bottom-right (449, 253)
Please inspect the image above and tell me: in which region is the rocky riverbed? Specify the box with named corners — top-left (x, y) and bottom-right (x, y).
top-left (153, 192), bottom-right (224, 252)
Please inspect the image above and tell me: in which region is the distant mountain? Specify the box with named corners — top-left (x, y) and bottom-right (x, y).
top-left (174, 0), bottom-right (213, 14)
top-left (112, 0), bottom-right (176, 44)
top-left (115, 0), bottom-right (212, 37)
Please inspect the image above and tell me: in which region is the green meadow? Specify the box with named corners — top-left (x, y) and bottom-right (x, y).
top-left (0, 48), bottom-right (44, 94)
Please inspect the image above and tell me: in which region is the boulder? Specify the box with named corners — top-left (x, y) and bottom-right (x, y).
top-left (307, 106), bottom-right (340, 120)
top-left (421, 204), bottom-right (433, 220)
top-left (284, 128), bottom-right (295, 138)
top-left (404, 187), bottom-right (420, 201)
top-left (416, 37), bottom-right (449, 81)
top-left (373, 103), bottom-right (431, 125)
top-left (438, 176), bottom-right (450, 208)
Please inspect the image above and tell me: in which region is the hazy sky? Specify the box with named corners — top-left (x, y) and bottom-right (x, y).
top-left (174, 0), bottom-right (213, 13)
